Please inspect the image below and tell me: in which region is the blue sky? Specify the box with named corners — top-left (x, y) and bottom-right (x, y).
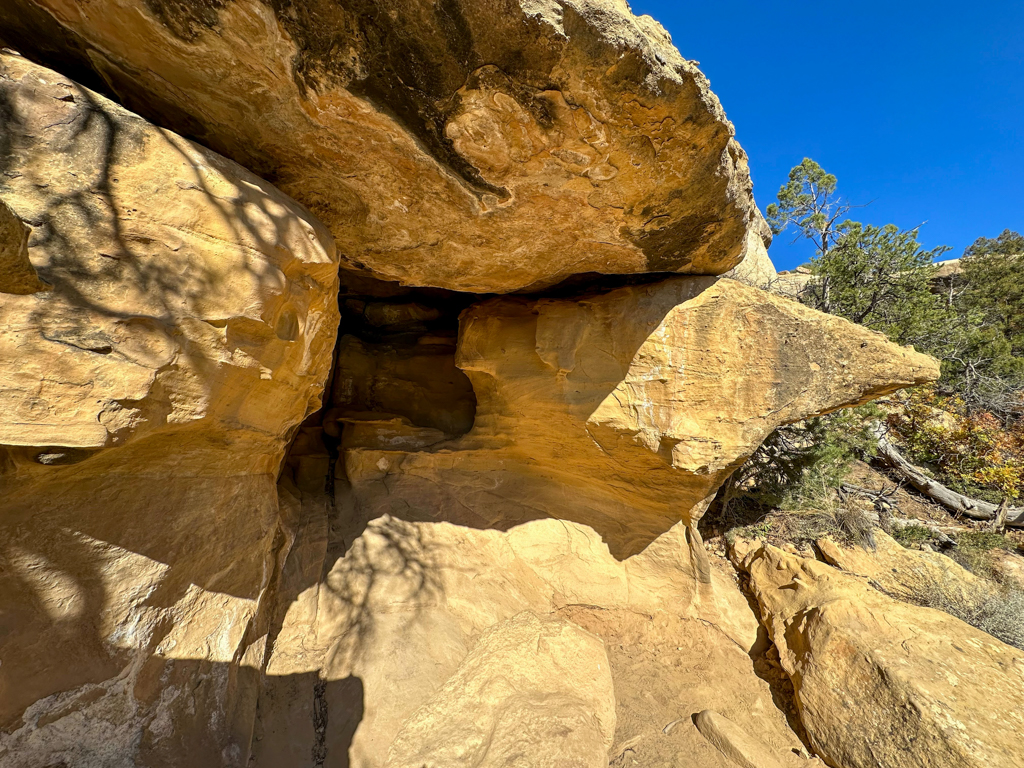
top-left (628, 1), bottom-right (1024, 271)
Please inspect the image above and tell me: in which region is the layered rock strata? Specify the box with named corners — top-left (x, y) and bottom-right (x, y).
top-left (0, 0), bottom-right (771, 291)
top-left (0, 7), bottom-right (982, 768)
top-left (0, 51), bottom-right (339, 767)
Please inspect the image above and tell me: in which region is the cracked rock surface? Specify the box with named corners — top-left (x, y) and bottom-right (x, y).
top-left (1, 0), bottom-right (770, 291)
top-left (734, 541), bottom-right (1024, 768)
top-left (0, 51), bottom-right (339, 767)
top-left (1, 7), bottom-right (1000, 768)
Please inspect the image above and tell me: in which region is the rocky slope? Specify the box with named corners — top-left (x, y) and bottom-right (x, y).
top-left (734, 540), bottom-right (1024, 768)
top-left (0, 4), bottom-right (1012, 768)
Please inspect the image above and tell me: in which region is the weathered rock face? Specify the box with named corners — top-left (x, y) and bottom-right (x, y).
top-left (343, 277), bottom-right (938, 559)
top-left (248, 273), bottom-right (939, 765)
top-left (735, 542), bottom-right (1024, 768)
top-left (0, 51), bottom-right (338, 456)
top-left (722, 225), bottom-right (778, 288)
top-left (0, 52), bottom-right (339, 766)
top-left (253, 511), bottom-right (807, 768)
top-left (0, 8), bottom-right (984, 768)
top-left (695, 709), bottom-right (791, 768)
top-left (382, 611), bottom-right (615, 768)
top-left (330, 333), bottom-right (476, 438)
top-left (1, 0), bottom-right (770, 292)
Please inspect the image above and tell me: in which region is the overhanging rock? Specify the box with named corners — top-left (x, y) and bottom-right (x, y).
top-left (2, 0), bottom-right (771, 292)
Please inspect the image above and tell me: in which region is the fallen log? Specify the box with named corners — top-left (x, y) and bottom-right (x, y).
top-left (871, 423), bottom-right (1024, 528)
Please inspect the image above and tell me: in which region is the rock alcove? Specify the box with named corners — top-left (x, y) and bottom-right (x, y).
top-left (2, 4), bottom-right (1011, 768)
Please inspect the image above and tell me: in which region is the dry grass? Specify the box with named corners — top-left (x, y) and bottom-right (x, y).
top-left (726, 494), bottom-right (876, 551)
top-left (888, 524), bottom-right (1024, 648)
top-left (949, 531), bottom-right (1018, 579)
top-left (909, 575), bottom-right (1024, 650)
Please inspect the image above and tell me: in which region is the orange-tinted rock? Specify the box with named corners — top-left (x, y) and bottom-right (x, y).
top-left (1, 0), bottom-right (771, 291)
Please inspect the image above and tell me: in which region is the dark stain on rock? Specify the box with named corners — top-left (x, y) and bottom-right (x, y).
top-left (263, 0), bottom-right (514, 199)
top-left (0, 3), bottom-right (111, 96)
top-left (465, 65), bottom-right (557, 131)
top-left (626, 214), bottom-right (716, 273)
top-left (0, 0), bottom-right (652, 210)
top-left (255, 0), bottom-right (572, 200)
top-left (141, 0), bottom-right (228, 41)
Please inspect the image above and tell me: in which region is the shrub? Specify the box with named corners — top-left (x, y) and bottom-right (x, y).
top-left (726, 518), bottom-right (775, 544)
top-left (725, 498), bottom-right (875, 550)
top-left (796, 500), bottom-right (876, 549)
top-left (891, 523), bottom-right (933, 548)
top-left (950, 530), bottom-right (1019, 579)
top-left (911, 576), bottom-right (1024, 651)
top-left (888, 387), bottom-right (1024, 502)
top-left (890, 525), bottom-right (1024, 649)
top-left (733, 404), bottom-right (882, 511)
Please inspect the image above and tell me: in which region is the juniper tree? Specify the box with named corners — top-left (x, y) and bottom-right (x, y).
top-left (767, 158), bottom-right (949, 348)
top-left (951, 230), bottom-right (1024, 419)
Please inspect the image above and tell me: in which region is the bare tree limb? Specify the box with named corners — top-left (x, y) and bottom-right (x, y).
top-left (871, 423), bottom-right (1024, 528)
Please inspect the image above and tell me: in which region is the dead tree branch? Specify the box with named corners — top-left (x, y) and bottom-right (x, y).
top-left (871, 423), bottom-right (1024, 528)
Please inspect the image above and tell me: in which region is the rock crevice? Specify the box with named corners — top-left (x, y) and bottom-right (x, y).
top-left (0, 8), bottom-right (977, 768)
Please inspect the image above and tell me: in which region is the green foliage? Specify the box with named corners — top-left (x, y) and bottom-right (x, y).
top-left (889, 388), bottom-right (1024, 501)
top-left (888, 523), bottom-right (1018, 578)
top-left (737, 404), bottom-right (881, 508)
top-left (891, 523), bottom-right (933, 548)
top-left (804, 222), bottom-right (951, 347)
top-left (945, 230), bottom-right (1024, 419)
top-left (766, 159), bottom-right (846, 256)
top-left (962, 230), bottom-right (1024, 351)
top-left (959, 530), bottom-right (1018, 552)
top-left (766, 158), bottom-right (1024, 508)
top-left (952, 530), bottom-right (1020, 579)
top-left (768, 158), bottom-right (952, 350)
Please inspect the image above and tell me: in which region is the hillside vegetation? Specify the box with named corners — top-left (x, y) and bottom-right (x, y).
top-left (717, 158), bottom-right (1024, 647)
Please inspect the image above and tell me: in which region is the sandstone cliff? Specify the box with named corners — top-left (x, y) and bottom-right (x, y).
top-left (0, 50), bottom-right (339, 766)
top-left (0, 0), bottom-right (770, 292)
top-left (0, 5), bottom-right (1005, 768)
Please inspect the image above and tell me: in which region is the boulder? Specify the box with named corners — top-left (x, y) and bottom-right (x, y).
top-left (0, 52), bottom-right (338, 767)
top-left (817, 529), bottom-right (987, 605)
top-left (252, 514), bottom-right (807, 768)
top-left (0, 51), bottom-right (338, 456)
top-left (992, 549), bottom-right (1024, 590)
top-left (1, 0), bottom-right (770, 292)
top-left (736, 542), bottom-right (1024, 768)
top-left (383, 611), bottom-right (615, 768)
top-left (694, 709), bottom-right (788, 768)
top-left (344, 277), bottom-right (939, 558)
